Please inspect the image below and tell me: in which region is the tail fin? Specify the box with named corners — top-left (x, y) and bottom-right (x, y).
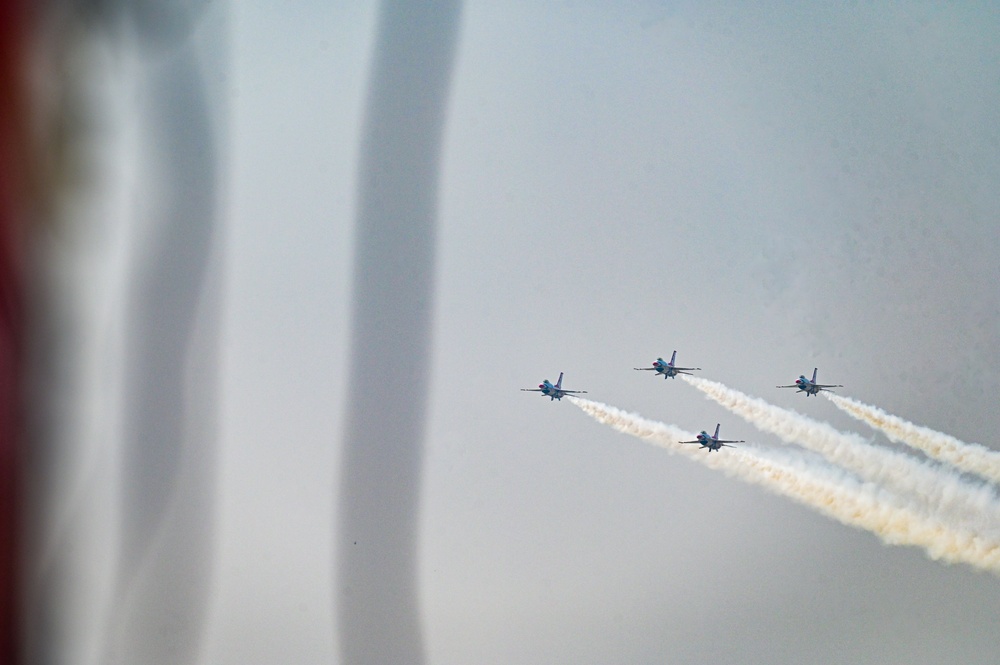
top-left (556, 372), bottom-right (564, 389)
top-left (811, 368), bottom-right (818, 384)
top-left (669, 350), bottom-right (677, 366)
top-left (713, 423), bottom-right (720, 439)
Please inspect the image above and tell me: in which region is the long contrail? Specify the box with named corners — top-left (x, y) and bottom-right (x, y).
top-left (681, 375), bottom-right (1000, 535)
top-left (825, 393), bottom-right (1000, 486)
top-left (568, 397), bottom-right (1000, 573)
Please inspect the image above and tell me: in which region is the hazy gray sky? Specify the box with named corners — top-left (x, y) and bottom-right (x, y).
top-left (37, 2), bottom-right (1000, 664)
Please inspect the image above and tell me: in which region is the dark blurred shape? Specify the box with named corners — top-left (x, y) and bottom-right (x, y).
top-left (0, 1), bottom-right (32, 662)
top-left (336, 1), bottom-right (462, 663)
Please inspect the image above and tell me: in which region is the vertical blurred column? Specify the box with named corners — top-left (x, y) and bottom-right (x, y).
top-left (14, 1), bottom-right (226, 663)
top-left (337, 1), bottom-right (462, 663)
top-left (106, 2), bottom-right (226, 663)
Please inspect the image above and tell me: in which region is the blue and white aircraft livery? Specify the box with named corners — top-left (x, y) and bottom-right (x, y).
top-left (680, 424), bottom-right (743, 452)
top-left (634, 350), bottom-right (701, 379)
top-left (521, 372), bottom-right (588, 401)
top-left (777, 368), bottom-right (844, 396)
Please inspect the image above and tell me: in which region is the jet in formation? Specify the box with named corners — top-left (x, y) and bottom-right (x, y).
top-left (521, 372), bottom-right (588, 401)
top-left (680, 424), bottom-right (743, 452)
top-left (634, 350), bottom-right (701, 379)
top-left (777, 368), bottom-right (843, 396)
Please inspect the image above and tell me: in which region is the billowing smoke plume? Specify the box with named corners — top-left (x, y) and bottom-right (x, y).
top-left (570, 397), bottom-right (1000, 575)
top-left (825, 393), bottom-right (1000, 486)
top-left (681, 375), bottom-right (1000, 537)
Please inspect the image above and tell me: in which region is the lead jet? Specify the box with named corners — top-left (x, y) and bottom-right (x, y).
top-left (680, 424), bottom-right (743, 452)
top-left (521, 372), bottom-right (588, 401)
top-left (777, 368), bottom-right (843, 396)
top-left (634, 350), bottom-right (701, 379)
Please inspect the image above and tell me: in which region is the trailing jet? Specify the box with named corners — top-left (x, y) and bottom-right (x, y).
top-left (680, 424), bottom-right (743, 452)
top-left (521, 372), bottom-right (588, 401)
top-left (777, 368), bottom-right (843, 396)
top-left (634, 350), bottom-right (701, 379)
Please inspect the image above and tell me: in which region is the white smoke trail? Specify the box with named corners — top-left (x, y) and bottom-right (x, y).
top-left (680, 375), bottom-right (1000, 536)
top-left (825, 392), bottom-right (1000, 486)
top-left (568, 397), bottom-right (1000, 573)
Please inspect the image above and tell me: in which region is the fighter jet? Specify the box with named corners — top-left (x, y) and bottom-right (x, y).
top-left (634, 350), bottom-right (701, 379)
top-left (680, 424), bottom-right (743, 452)
top-left (521, 372), bottom-right (588, 401)
top-left (777, 368), bottom-right (843, 396)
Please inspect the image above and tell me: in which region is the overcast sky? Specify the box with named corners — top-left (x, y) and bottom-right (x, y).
top-left (39, 2), bottom-right (1000, 664)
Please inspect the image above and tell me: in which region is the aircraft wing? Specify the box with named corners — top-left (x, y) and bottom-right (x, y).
top-left (520, 388), bottom-right (544, 392)
top-left (673, 367), bottom-right (700, 371)
top-left (815, 384), bottom-right (843, 389)
top-left (633, 367), bottom-right (656, 371)
top-left (562, 390), bottom-right (588, 394)
top-left (776, 384), bottom-right (799, 388)
top-left (717, 439), bottom-right (744, 444)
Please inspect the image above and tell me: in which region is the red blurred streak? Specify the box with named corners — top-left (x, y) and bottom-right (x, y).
top-left (0, 0), bottom-right (32, 662)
